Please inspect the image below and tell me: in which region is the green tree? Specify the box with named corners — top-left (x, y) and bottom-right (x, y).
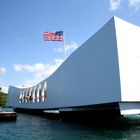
top-left (0, 92), bottom-right (7, 107)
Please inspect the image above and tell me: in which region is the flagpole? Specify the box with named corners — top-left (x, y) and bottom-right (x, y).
top-left (63, 30), bottom-right (66, 60)
top-left (44, 31), bottom-right (66, 60)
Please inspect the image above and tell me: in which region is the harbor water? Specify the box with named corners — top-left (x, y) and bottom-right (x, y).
top-left (0, 113), bottom-right (140, 140)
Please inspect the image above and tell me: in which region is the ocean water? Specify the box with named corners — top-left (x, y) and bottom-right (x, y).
top-left (0, 113), bottom-right (140, 140)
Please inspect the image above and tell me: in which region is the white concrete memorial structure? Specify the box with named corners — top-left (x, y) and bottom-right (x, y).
top-left (8, 17), bottom-right (140, 116)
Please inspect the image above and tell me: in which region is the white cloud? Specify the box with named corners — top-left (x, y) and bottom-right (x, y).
top-left (109, 0), bottom-right (121, 11)
top-left (54, 47), bottom-right (63, 52)
top-left (14, 63), bottom-right (44, 73)
top-left (0, 68), bottom-right (8, 92)
top-left (129, 0), bottom-right (140, 11)
top-left (0, 85), bottom-right (8, 93)
top-left (65, 41), bottom-right (78, 52)
top-left (54, 41), bottom-right (78, 54)
top-left (108, 0), bottom-right (140, 11)
top-left (0, 79), bottom-right (8, 93)
top-left (14, 58), bottom-right (64, 88)
top-left (0, 67), bottom-right (6, 74)
top-left (14, 42), bottom-right (78, 88)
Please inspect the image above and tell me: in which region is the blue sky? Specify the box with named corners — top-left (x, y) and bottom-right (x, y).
top-left (0, 0), bottom-right (140, 92)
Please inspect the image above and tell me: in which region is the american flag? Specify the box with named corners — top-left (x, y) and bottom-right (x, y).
top-left (44, 31), bottom-right (64, 41)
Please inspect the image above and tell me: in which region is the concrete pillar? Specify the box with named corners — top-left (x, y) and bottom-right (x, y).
top-left (44, 81), bottom-right (47, 101)
top-left (37, 84), bottom-right (41, 102)
top-left (32, 86), bottom-right (36, 103)
top-left (19, 91), bottom-right (22, 103)
top-left (41, 82), bottom-right (45, 102)
top-left (29, 88), bottom-right (32, 102)
top-left (22, 91), bottom-right (24, 103)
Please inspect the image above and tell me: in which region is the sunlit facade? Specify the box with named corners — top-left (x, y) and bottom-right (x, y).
top-left (8, 17), bottom-right (140, 115)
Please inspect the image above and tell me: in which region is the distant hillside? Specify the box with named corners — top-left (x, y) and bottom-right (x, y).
top-left (0, 91), bottom-right (7, 107)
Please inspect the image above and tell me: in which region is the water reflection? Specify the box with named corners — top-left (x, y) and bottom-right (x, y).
top-left (0, 113), bottom-right (140, 140)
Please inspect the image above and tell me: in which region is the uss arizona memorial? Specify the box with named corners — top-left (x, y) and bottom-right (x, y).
top-left (8, 17), bottom-right (140, 116)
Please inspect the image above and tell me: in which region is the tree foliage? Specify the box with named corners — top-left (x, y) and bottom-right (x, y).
top-left (0, 92), bottom-right (7, 107)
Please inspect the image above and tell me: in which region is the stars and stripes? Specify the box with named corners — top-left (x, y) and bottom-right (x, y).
top-left (44, 31), bottom-right (64, 41)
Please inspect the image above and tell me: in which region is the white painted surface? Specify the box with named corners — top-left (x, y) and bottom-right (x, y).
top-left (115, 17), bottom-right (140, 101)
top-left (8, 17), bottom-right (140, 114)
top-left (119, 102), bottom-right (140, 115)
top-left (47, 17), bottom-right (121, 108)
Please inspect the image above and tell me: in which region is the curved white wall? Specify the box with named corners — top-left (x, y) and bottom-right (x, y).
top-left (8, 17), bottom-right (123, 109)
top-left (47, 17), bottom-right (121, 108)
top-left (8, 80), bottom-right (48, 109)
